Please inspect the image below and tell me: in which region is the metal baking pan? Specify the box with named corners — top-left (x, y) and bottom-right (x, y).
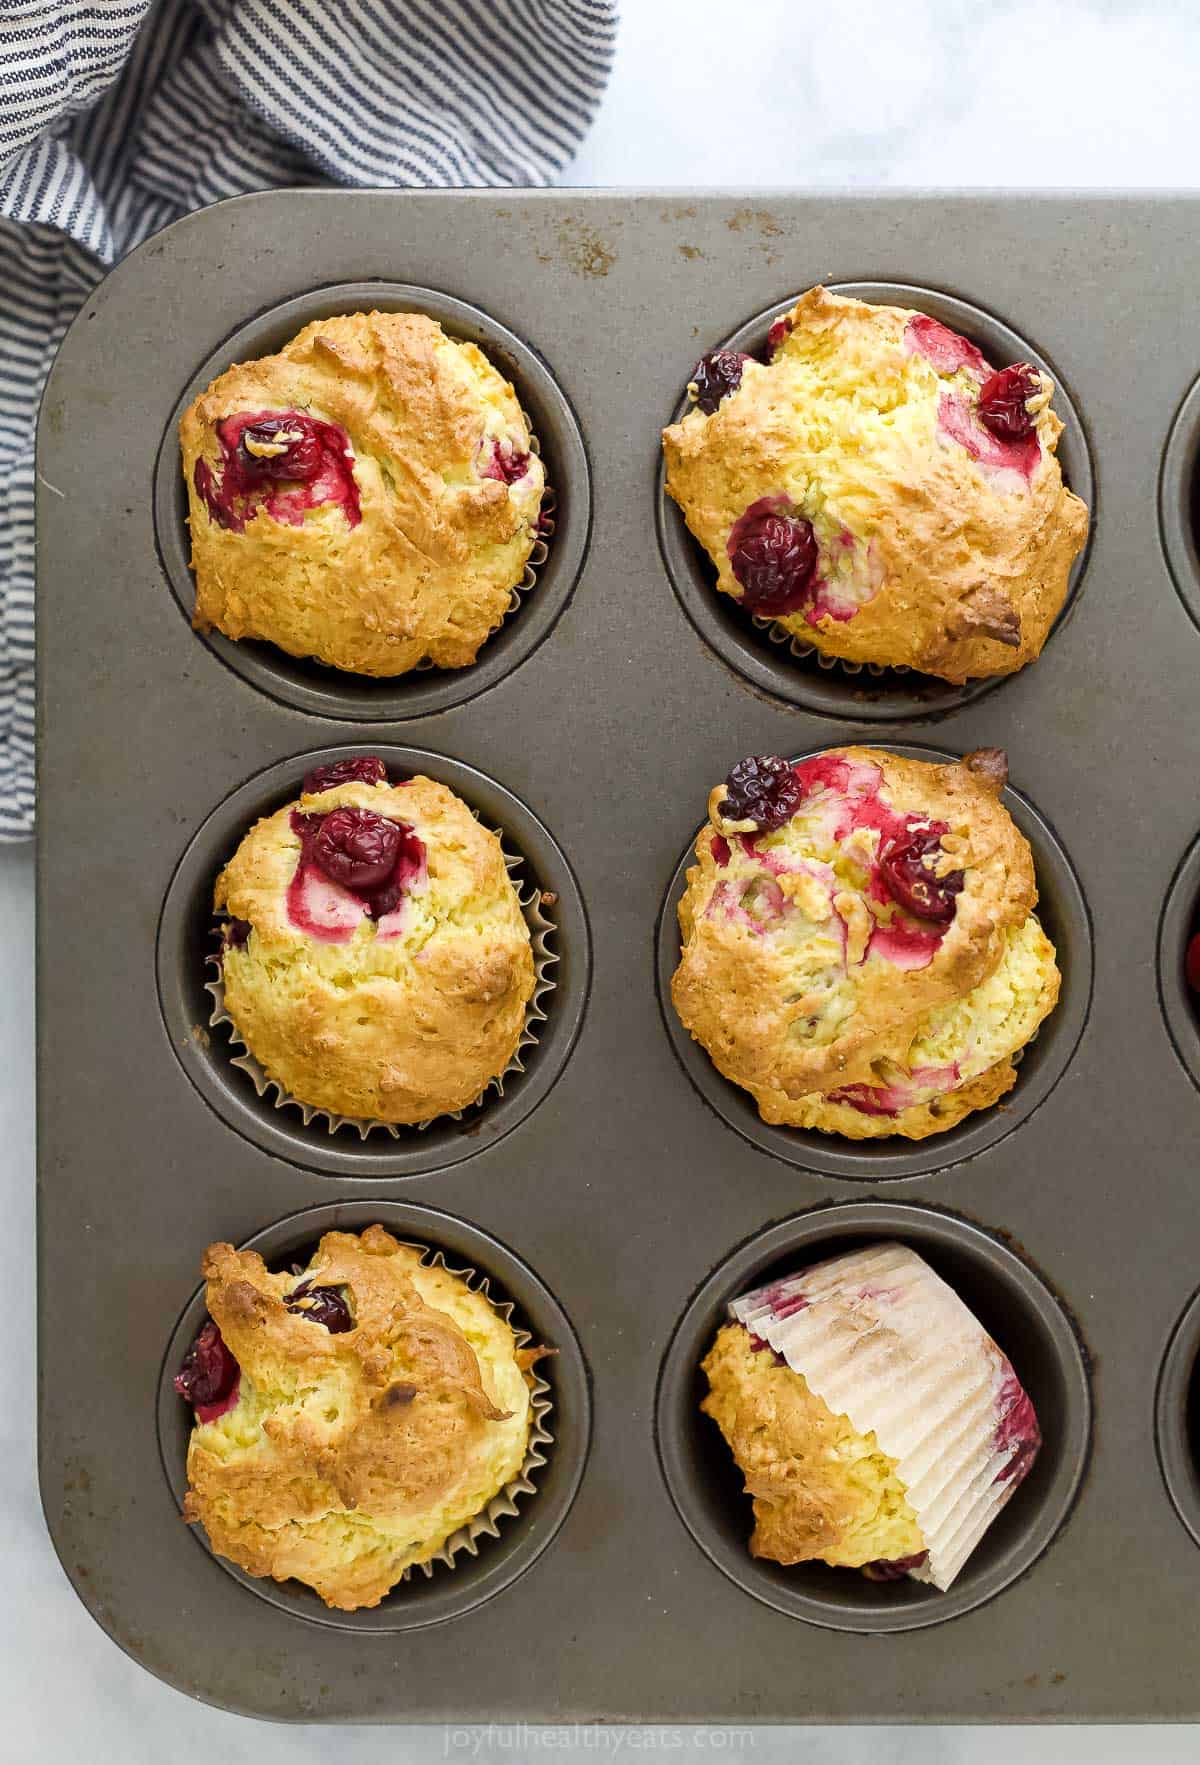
top-left (35, 189), bottom-right (1200, 1722)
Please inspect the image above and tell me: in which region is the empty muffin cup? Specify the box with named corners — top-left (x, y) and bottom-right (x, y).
top-left (1157, 828), bottom-right (1200, 1095)
top-left (1156, 1283), bottom-right (1200, 1552)
top-left (1159, 370), bottom-right (1200, 641)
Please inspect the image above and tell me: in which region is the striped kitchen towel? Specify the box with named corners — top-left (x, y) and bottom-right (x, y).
top-left (0, 0), bottom-right (617, 839)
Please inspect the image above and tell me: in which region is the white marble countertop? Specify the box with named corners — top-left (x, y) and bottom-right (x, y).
top-left (9, 0), bottom-right (1200, 1757)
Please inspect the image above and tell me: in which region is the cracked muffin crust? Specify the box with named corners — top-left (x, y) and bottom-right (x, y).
top-left (702, 1242), bottom-right (1041, 1588)
top-left (214, 760), bottom-right (536, 1124)
top-left (662, 286), bottom-right (1089, 683)
top-left (181, 310), bottom-right (545, 676)
top-left (176, 1225), bottom-right (545, 1611)
top-left (671, 746), bottom-right (1060, 1139)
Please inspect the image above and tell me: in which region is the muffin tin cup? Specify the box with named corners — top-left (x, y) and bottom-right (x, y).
top-left (1157, 831), bottom-right (1200, 1093)
top-left (656, 741), bottom-right (1093, 1181)
top-left (152, 281), bottom-right (591, 721)
top-left (1155, 1285), bottom-right (1200, 1552)
top-left (157, 1200), bottom-right (591, 1633)
top-left (203, 839), bottom-right (558, 1142)
top-left (156, 745), bottom-right (592, 1177)
top-left (655, 1201), bottom-right (1092, 1635)
top-left (656, 281), bottom-right (1095, 722)
top-left (1159, 370), bottom-right (1200, 636)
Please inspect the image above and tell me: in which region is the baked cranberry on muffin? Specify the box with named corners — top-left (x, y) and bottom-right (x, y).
top-left (663, 287), bottom-right (1088, 683)
top-left (181, 311), bottom-right (545, 676)
top-left (175, 1225), bottom-right (546, 1610)
top-left (214, 756), bottom-right (536, 1125)
top-left (671, 747), bottom-right (1059, 1139)
top-left (702, 1242), bottom-right (1041, 1588)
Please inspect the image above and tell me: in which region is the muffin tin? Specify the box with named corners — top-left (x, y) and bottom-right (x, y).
top-left (35, 190), bottom-right (1200, 1722)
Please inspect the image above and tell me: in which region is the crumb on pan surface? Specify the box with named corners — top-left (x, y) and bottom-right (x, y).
top-left (181, 310), bottom-right (545, 677)
top-left (662, 286), bottom-right (1088, 683)
top-left (214, 774), bottom-right (536, 1125)
top-left (671, 746), bottom-right (1060, 1140)
top-left (182, 1225), bottom-right (544, 1611)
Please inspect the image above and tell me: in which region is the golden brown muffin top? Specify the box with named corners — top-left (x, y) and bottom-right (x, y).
top-left (672, 747), bottom-right (1038, 1108)
top-left (214, 771), bottom-right (537, 1124)
top-left (183, 1226), bottom-right (543, 1610)
top-left (181, 310), bottom-right (544, 676)
top-left (663, 286), bottom-right (1088, 683)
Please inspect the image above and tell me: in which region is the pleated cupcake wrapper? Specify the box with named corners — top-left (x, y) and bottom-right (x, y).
top-left (730, 1242), bottom-right (1033, 1590)
top-left (752, 611), bottom-right (908, 679)
top-left (392, 1242), bottom-right (554, 1581)
top-left (413, 442), bottom-right (553, 674)
top-left (206, 837), bottom-right (557, 1140)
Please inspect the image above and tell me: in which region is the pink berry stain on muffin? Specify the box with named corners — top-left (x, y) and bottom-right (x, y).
top-left (904, 313), bottom-right (987, 377)
top-left (993, 1362), bottom-right (1043, 1486)
top-left (193, 411), bottom-right (361, 534)
top-left (710, 753), bottom-right (963, 976)
top-left (664, 289), bottom-right (1088, 683)
top-left (274, 754), bottom-right (429, 944)
top-left (479, 436), bottom-right (532, 484)
top-left (826, 1064), bottom-right (960, 1116)
top-left (673, 744), bottom-right (1059, 1139)
top-left (287, 807), bottom-right (427, 942)
top-left (906, 315), bottom-right (1043, 484)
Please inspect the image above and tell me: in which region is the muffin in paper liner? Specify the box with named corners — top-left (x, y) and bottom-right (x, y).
top-left (206, 841), bottom-right (557, 1140)
top-left (182, 311), bottom-right (551, 679)
top-left (662, 285), bottom-right (1088, 686)
top-left (672, 745), bottom-right (1060, 1142)
top-left (717, 1241), bottom-right (1041, 1590)
top-left (176, 1229), bottom-right (555, 1608)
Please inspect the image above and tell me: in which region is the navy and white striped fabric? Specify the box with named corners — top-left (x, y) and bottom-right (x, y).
top-left (0, 0), bottom-right (617, 840)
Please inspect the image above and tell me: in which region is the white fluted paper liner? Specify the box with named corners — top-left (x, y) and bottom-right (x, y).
top-left (395, 1243), bottom-right (554, 1580)
top-left (414, 446), bottom-right (554, 674)
top-left (730, 1242), bottom-right (1039, 1590)
top-left (752, 612), bottom-right (906, 679)
top-left (206, 837), bottom-right (557, 1140)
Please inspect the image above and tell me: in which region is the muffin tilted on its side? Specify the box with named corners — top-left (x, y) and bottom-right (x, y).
top-left (702, 1242), bottom-right (1041, 1589)
top-left (174, 1225), bottom-right (547, 1611)
top-left (181, 310), bottom-right (545, 676)
top-left (662, 287), bottom-right (1088, 683)
top-left (671, 746), bottom-right (1059, 1139)
top-left (214, 755), bottom-right (536, 1126)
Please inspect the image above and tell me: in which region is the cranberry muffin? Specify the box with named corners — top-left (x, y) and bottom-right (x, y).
top-left (662, 287), bottom-right (1088, 683)
top-left (214, 755), bottom-right (536, 1125)
top-left (671, 747), bottom-right (1059, 1139)
top-left (181, 311), bottom-right (545, 676)
top-left (702, 1242), bottom-right (1041, 1588)
top-left (175, 1225), bottom-right (546, 1611)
